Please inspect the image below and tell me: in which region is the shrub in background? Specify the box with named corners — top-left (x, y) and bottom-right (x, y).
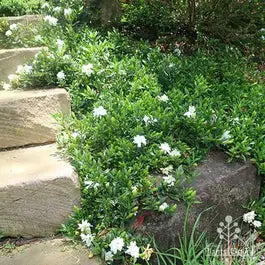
top-left (120, 0), bottom-right (265, 60)
top-left (0, 0), bottom-right (44, 16)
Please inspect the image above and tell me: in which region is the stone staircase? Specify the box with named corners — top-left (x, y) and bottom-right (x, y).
top-left (0, 16), bottom-right (80, 238)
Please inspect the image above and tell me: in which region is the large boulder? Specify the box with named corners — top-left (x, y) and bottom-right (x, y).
top-left (0, 144), bottom-right (80, 237)
top-left (0, 89), bottom-right (71, 149)
top-left (0, 47), bottom-right (42, 84)
top-left (134, 151), bottom-right (260, 250)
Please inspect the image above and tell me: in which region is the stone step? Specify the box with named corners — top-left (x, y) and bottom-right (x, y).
top-left (0, 238), bottom-right (100, 265)
top-left (0, 144), bottom-right (80, 238)
top-left (0, 47), bottom-right (42, 84)
top-left (1, 15), bottom-right (41, 26)
top-left (0, 88), bottom-right (71, 149)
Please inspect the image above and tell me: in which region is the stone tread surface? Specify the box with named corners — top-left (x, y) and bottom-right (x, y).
top-left (0, 144), bottom-right (80, 237)
top-left (0, 88), bottom-right (71, 149)
top-left (2, 15), bottom-right (41, 25)
top-left (0, 239), bottom-right (101, 265)
top-left (0, 47), bottom-right (43, 83)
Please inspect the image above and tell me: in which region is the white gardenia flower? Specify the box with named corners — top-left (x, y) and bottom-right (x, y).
top-left (84, 180), bottom-right (100, 189)
top-left (133, 135), bottom-right (147, 148)
top-left (64, 8), bottom-right (73, 17)
top-left (24, 65), bottom-right (33, 74)
top-left (93, 106), bottom-right (107, 117)
top-left (143, 115), bottom-right (150, 124)
top-left (56, 39), bottom-right (64, 50)
top-left (94, 183), bottom-right (100, 189)
top-left (78, 220), bottom-right (92, 233)
top-left (158, 94), bottom-right (169, 102)
top-left (5, 30), bottom-right (12, 37)
top-left (221, 130), bottom-right (231, 142)
top-left (44, 15), bottom-right (58, 26)
top-left (63, 54), bottom-right (71, 60)
top-left (57, 71), bottom-right (65, 81)
top-left (184, 106), bottom-right (196, 118)
top-left (161, 165), bottom-right (173, 175)
top-left (253, 220), bottom-right (262, 228)
top-left (16, 65), bottom-right (24, 74)
top-left (41, 2), bottom-right (49, 9)
top-left (82, 64), bottom-right (94, 76)
top-left (170, 149), bottom-right (181, 157)
top-left (143, 115), bottom-right (157, 125)
top-left (3, 83), bottom-right (11, 91)
top-left (9, 23), bottom-right (17, 30)
top-left (234, 117), bottom-right (240, 123)
top-left (163, 175), bottom-right (176, 186)
top-left (81, 233), bottom-right (94, 248)
top-left (49, 16), bottom-right (58, 26)
top-left (8, 74), bottom-right (18, 82)
top-left (109, 237), bottom-right (125, 254)
top-left (105, 251), bottom-right (114, 262)
top-left (71, 132), bottom-right (79, 139)
top-left (53, 6), bottom-right (61, 13)
top-left (243, 211), bottom-right (256, 224)
top-left (84, 180), bottom-right (94, 188)
top-left (125, 241), bottom-right (140, 259)
top-left (132, 186), bottom-right (138, 193)
top-left (160, 143), bottom-right (171, 154)
top-left (159, 202), bottom-right (169, 212)
top-left (35, 35), bottom-right (42, 42)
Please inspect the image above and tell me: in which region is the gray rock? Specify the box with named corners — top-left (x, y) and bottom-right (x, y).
top-left (0, 144), bottom-right (80, 237)
top-left (0, 47), bottom-right (42, 84)
top-left (134, 151), bottom-right (260, 250)
top-left (0, 89), bottom-right (71, 149)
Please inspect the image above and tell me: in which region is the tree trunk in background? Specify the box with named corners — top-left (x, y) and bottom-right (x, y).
top-left (84, 0), bottom-right (121, 27)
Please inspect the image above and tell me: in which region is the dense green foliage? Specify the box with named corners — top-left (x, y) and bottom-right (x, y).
top-left (0, 0), bottom-right (44, 16)
top-left (5, 0), bottom-right (265, 263)
top-left (120, 0), bottom-right (265, 60)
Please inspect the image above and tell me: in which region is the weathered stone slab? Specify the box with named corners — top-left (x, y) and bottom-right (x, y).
top-left (1, 15), bottom-right (41, 26)
top-left (134, 151), bottom-right (260, 250)
top-left (0, 88), bottom-right (71, 149)
top-left (0, 144), bottom-right (80, 237)
top-left (0, 238), bottom-right (100, 265)
top-left (0, 47), bottom-right (42, 84)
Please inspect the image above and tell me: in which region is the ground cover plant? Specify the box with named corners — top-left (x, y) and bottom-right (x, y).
top-left (0, 17), bottom-right (44, 48)
top-left (3, 0), bottom-right (265, 264)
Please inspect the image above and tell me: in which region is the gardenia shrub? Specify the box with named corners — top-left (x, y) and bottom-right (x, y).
top-left (8, 0), bottom-right (265, 263)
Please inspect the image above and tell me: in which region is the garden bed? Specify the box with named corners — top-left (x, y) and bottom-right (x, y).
top-left (1, 0), bottom-right (264, 264)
